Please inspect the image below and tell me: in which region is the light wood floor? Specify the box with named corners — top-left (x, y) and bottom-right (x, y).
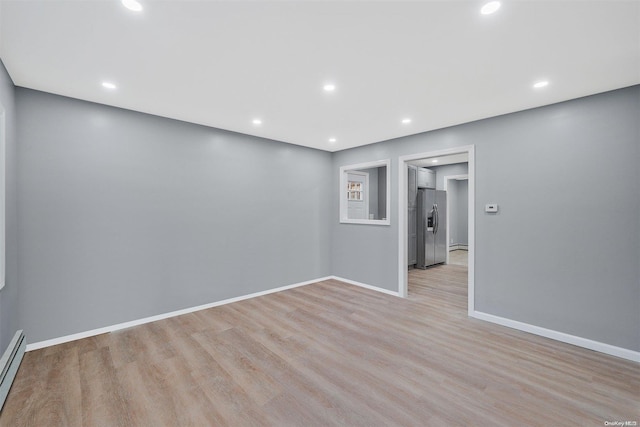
top-left (1, 265), bottom-right (638, 426)
top-left (448, 249), bottom-right (468, 266)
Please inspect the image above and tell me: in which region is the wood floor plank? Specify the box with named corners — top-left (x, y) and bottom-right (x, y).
top-left (192, 328), bottom-right (284, 407)
top-left (79, 347), bottom-right (132, 427)
top-left (116, 361), bottom-right (172, 427)
top-left (1, 263), bottom-right (638, 426)
top-left (4, 347), bottom-right (83, 427)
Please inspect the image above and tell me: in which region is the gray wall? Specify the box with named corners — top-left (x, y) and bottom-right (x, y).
top-left (350, 166), bottom-right (387, 220)
top-left (331, 86), bottom-right (640, 351)
top-left (6, 80), bottom-right (640, 353)
top-left (446, 179), bottom-right (468, 246)
top-left (430, 163), bottom-right (469, 190)
top-left (378, 166), bottom-right (387, 219)
top-left (0, 60), bottom-right (18, 352)
top-left (455, 180), bottom-right (468, 245)
top-left (17, 88), bottom-right (332, 343)
top-left (360, 167), bottom-right (379, 219)
top-left (431, 163), bottom-right (469, 246)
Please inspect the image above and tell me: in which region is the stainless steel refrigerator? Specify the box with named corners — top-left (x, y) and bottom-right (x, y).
top-left (417, 188), bottom-right (447, 268)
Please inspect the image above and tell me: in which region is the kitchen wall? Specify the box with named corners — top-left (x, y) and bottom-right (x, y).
top-left (430, 163), bottom-right (469, 190)
top-left (331, 85), bottom-right (640, 352)
top-left (430, 163), bottom-right (469, 246)
top-left (17, 88), bottom-right (332, 343)
top-left (454, 180), bottom-right (468, 246)
top-left (446, 179), bottom-right (468, 246)
top-left (0, 60), bottom-right (18, 352)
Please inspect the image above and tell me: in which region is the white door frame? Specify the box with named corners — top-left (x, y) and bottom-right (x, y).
top-left (397, 145), bottom-right (475, 316)
top-left (0, 105), bottom-right (5, 291)
top-left (443, 174), bottom-right (468, 264)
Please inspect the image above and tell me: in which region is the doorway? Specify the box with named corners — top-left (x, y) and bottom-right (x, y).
top-left (397, 145), bottom-right (475, 316)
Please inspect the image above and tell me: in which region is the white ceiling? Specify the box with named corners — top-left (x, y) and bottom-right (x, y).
top-left (1, 1), bottom-right (638, 152)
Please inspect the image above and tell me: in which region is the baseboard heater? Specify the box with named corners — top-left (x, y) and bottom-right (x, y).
top-left (0, 330), bottom-right (25, 411)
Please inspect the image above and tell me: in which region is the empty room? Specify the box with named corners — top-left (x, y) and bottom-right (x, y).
top-left (0, 1), bottom-right (638, 426)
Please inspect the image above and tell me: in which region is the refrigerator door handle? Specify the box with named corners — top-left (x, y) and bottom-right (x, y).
top-left (433, 204), bottom-right (439, 234)
top-left (428, 206), bottom-right (434, 231)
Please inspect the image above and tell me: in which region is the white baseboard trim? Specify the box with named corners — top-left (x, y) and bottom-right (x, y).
top-left (330, 276), bottom-right (401, 297)
top-left (26, 276), bottom-right (333, 352)
top-left (471, 311), bottom-right (640, 363)
top-left (448, 244), bottom-right (468, 251)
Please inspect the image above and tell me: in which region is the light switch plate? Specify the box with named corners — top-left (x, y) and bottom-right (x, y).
top-left (485, 203), bottom-right (498, 213)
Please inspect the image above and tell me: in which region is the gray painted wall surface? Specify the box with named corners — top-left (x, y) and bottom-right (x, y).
top-left (430, 163), bottom-right (469, 190)
top-left (446, 179), bottom-right (468, 246)
top-left (455, 180), bottom-right (468, 245)
top-left (360, 167), bottom-right (379, 219)
top-left (17, 89), bottom-right (332, 343)
top-left (331, 86), bottom-right (640, 351)
top-left (0, 60), bottom-right (18, 353)
top-left (378, 166), bottom-right (387, 219)
top-left (447, 180), bottom-right (459, 244)
top-left (431, 163), bottom-right (469, 245)
top-left (7, 81), bottom-right (640, 353)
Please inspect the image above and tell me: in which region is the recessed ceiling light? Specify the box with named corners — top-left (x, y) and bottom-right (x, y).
top-left (402, 118), bottom-right (412, 124)
top-left (323, 84), bottom-right (336, 92)
top-left (101, 82), bottom-right (117, 90)
top-left (432, 159), bottom-right (438, 163)
top-left (121, 0), bottom-right (143, 12)
top-left (533, 80), bottom-right (549, 89)
top-left (328, 138), bottom-right (337, 144)
top-left (252, 119), bottom-right (262, 125)
top-left (480, 1), bottom-right (501, 15)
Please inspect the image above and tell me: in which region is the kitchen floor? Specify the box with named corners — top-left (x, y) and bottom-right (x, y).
top-left (448, 249), bottom-right (468, 266)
